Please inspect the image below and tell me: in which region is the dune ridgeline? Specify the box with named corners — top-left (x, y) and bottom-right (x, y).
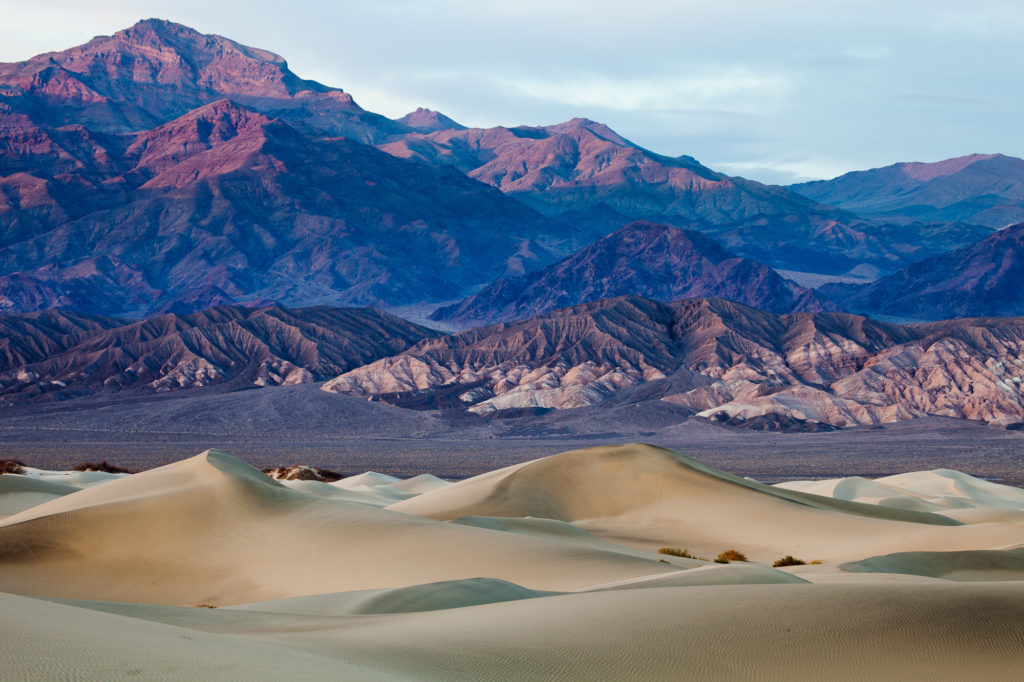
top-left (2, 443), bottom-right (1024, 679)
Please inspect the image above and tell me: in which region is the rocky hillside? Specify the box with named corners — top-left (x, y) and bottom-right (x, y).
top-left (0, 21), bottom-right (573, 315)
top-left (790, 154), bottom-right (1024, 228)
top-left (0, 18), bottom-right (402, 141)
top-left (324, 296), bottom-right (1024, 428)
top-left (432, 221), bottom-right (833, 326)
top-left (0, 305), bottom-right (436, 405)
top-left (380, 117), bottom-right (988, 275)
top-left (380, 117), bottom-right (817, 227)
top-left (823, 222), bottom-right (1024, 320)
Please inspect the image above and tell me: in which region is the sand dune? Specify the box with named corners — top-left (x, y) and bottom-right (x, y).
top-left (0, 591), bottom-right (391, 681)
top-left (230, 577), bottom-right (553, 616)
top-left (841, 548), bottom-right (1024, 581)
top-left (777, 468), bottom-right (1024, 512)
top-left (0, 474), bottom-right (79, 517)
top-left (0, 450), bottom-right (680, 605)
top-left (0, 467), bottom-right (126, 517)
top-left (4, 444), bottom-right (1024, 679)
top-left (7, 583), bottom-right (1024, 680)
top-left (389, 443), bottom-right (1024, 562)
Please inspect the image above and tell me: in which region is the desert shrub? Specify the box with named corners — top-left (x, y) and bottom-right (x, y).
top-left (772, 555), bottom-right (806, 567)
top-left (73, 461), bottom-right (133, 474)
top-left (809, 560), bottom-right (823, 565)
top-left (659, 547), bottom-right (692, 558)
top-left (658, 547), bottom-right (708, 561)
top-left (0, 459), bottom-right (27, 475)
top-left (715, 549), bottom-right (748, 563)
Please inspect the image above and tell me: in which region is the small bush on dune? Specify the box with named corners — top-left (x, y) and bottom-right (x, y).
top-left (0, 459), bottom-right (27, 475)
top-left (809, 560), bottom-right (823, 565)
top-left (658, 547), bottom-right (708, 561)
top-left (715, 549), bottom-right (748, 564)
top-left (73, 461), bottom-right (133, 474)
top-left (772, 555), bottom-right (807, 567)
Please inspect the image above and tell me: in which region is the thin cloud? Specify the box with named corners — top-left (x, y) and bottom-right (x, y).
top-left (493, 69), bottom-right (792, 115)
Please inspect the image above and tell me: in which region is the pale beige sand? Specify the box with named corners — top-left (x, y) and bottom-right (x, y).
top-left (8, 583), bottom-right (1024, 681)
top-left (841, 547), bottom-right (1024, 581)
top-left (4, 444), bottom-right (1024, 680)
top-left (228, 577), bottom-right (554, 616)
top-left (390, 473), bottom-right (450, 495)
top-left (391, 443), bottom-right (1022, 562)
top-left (0, 468), bottom-right (126, 517)
top-left (0, 591), bottom-right (394, 681)
top-left (277, 478), bottom-right (393, 506)
top-left (0, 450), bottom-right (679, 605)
top-left (777, 468), bottom-right (1024, 512)
top-left (0, 474), bottom-right (79, 517)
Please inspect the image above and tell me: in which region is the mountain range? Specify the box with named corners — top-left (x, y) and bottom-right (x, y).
top-left (4, 295), bottom-right (1024, 430)
top-left (0, 305), bottom-right (433, 405)
top-left (432, 221), bottom-right (833, 326)
top-left (3, 19), bottom-right (1024, 431)
top-left (823, 221), bottom-right (1024, 320)
top-left (790, 154), bottom-right (1024, 228)
top-left (380, 115), bottom-right (990, 276)
top-left (0, 19), bottom-right (1010, 319)
top-left (0, 20), bottom-right (576, 315)
top-left (325, 296), bottom-right (1024, 429)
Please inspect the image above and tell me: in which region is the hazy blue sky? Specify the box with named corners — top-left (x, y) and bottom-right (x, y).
top-left (1, 0), bottom-right (1021, 183)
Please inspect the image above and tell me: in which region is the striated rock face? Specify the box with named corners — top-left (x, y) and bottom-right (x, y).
top-left (790, 154), bottom-right (1024, 229)
top-left (824, 222), bottom-right (1024, 320)
top-left (431, 221), bottom-right (834, 326)
top-left (323, 296), bottom-right (1024, 427)
top-left (0, 305), bottom-right (436, 405)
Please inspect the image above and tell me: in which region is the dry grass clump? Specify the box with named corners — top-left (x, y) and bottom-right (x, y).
top-left (714, 549), bottom-right (748, 564)
top-left (0, 459), bottom-right (27, 475)
top-left (658, 547), bottom-right (708, 560)
top-left (772, 555), bottom-right (807, 567)
top-left (74, 461), bottom-right (134, 474)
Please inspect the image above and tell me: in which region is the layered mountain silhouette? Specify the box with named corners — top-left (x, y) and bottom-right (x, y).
top-left (7, 295), bottom-right (1024, 429)
top-left (0, 19), bottom-right (1008, 319)
top-left (0, 47), bottom-right (573, 315)
top-left (396, 108), bottom-right (466, 133)
top-left (0, 18), bottom-right (402, 141)
top-left (432, 221), bottom-right (833, 326)
top-left (381, 117), bottom-right (816, 226)
top-left (379, 117), bottom-right (988, 275)
top-left (823, 222), bottom-right (1024, 320)
top-left (0, 305), bottom-right (435, 405)
top-left (324, 296), bottom-right (1024, 428)
top-left (790, 154), bottom-right (1024, 228)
